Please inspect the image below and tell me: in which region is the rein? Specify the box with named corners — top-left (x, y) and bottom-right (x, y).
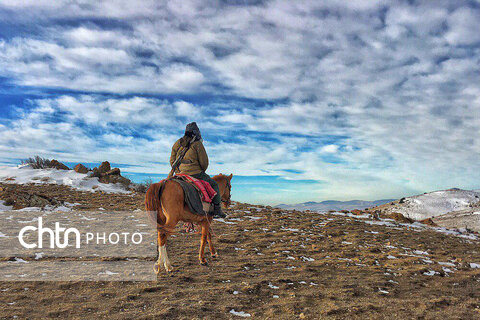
top-left (221, 178), bottom-right (232, 206)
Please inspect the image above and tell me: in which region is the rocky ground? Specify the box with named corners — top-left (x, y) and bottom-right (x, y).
top-left (1, 185), bottom-right (480, 319)
top-left (0, 183), bottom-right (144, 211)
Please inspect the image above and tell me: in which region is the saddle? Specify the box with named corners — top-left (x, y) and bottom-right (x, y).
top-left (171, 174), bottom-right (217, 215)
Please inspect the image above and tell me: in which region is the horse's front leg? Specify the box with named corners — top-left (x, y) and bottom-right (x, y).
top-left (199, 223), bottom-right (208, 265)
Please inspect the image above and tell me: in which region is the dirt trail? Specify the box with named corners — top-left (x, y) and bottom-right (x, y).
top-left (1, 192), bottom-right (480, 319)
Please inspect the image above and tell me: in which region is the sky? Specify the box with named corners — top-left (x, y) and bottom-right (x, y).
top-left (0, 0), bottom-right (479, 205)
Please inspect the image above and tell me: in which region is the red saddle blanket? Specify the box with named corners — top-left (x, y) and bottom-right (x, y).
top-left (175, 174), bottom-right (217, 203)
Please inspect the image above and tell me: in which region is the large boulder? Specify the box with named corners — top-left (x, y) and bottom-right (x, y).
top-left (50, 159), bottom-right (69, 170)
top-left (74, 164), bottom-right (89, 174)
top-left (98, 161), bottom-right (111, 174)
top-left (90, 164), bottom-right (130, 188)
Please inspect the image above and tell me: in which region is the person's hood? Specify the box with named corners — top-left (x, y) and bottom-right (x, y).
top-left (184, 122), bottom-right (202, 140)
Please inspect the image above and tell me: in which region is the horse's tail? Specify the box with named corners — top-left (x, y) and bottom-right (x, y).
top-left (145, 181), bottom-right (163, 215)
top-left (145, 181), bottom-right (174, 235)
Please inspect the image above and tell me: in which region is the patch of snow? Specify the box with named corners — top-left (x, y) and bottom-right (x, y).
top-left (438, 262), bottom-right (455, 267)
top-left (51, 205), bottom-right (72, 212)
top-left (64, 202), bottom-right (81, 207)
top-left (244, 216), bottom-right (262, 220)
top-left (214, 218), bottom-right (236, 224)
top-left (80, 215), bottom-right (96, 221)
top-left (378, 288), bottom-right (389, 294)
top-left (281, 227), bottom-right (299, 232)
top-left (34, 253), bottom-right (44, 260)
top-left (413, 250), bottom-right (429, 255)
top-left (387, 255), bottom-right (397, 259)
top-left (423, 270), bottom-right (439, 276)
top-left (364, 220), bottom-right (396, 227)
top-left (301, 256), bottom-right (315, 262)
top-left (268, 283), bottom-right (279, 289)
top-left (9, 258), bottom-right (28, 264)
top-left (470, 263), bottom-right (480, 269)
top-left (0, 165), bottom-right (130, 194)
top-left (328, 211), bottom-right (372, 219)
top-left (442, 267), bottom-right (453, 273)
top-left (17, 207), bottom-right (42, 212)
top-left (98, 270), bottom-right (119, 275)
top-left (357, 216), bottom-right (479, 241)
top-left (229, 309), bottom-right (251, 317)
top-left (0, 200), bottom-right (13, 212)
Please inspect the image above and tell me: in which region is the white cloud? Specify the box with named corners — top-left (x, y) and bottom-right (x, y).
top-left (445, 7), bottom-right (480, 45)
top-left (175, 101), bottom-right (200, 117)
top-left (0, 1), bottom-right (479, 202)
top-left (321, 145), bottom-right (339, 153)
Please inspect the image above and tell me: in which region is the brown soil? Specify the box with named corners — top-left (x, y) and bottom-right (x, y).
top-left (1, 185), bottom-right (480, 319)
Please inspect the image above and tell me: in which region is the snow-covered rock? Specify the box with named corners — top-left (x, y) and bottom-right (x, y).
top-left (386, 189), bottom-right (480, 220)
top-left (0, 165), bottom-right (130, 194)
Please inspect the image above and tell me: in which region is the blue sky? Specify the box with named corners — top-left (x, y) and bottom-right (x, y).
top-left (0, 1), bottom-right (479, 205)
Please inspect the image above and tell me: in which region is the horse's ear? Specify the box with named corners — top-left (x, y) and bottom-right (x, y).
top-left (228, 174), bottom-right (233, 181)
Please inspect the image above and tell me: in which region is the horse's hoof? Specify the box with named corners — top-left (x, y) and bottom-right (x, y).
top-left (153, 263), bottom-right (161, 274)
top-left (165, 265), bottom-right (174, 273)
top-left (200, 260), bottom-right (208, 266)
top-left (211, 254), bottom-right (217, 259)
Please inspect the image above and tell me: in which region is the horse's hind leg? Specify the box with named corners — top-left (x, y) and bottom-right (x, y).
top-left (207, 230), bottom-right (217, 258)
top-left (199, 222), bottom-right (209, 265)
top-left (154, 220), bottom-right (175, 273)
top-left (154, 231), bottom-right (164, 274)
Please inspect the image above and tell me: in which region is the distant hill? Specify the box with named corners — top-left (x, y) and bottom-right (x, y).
top-left (276, 199), bottom-right (396, 212)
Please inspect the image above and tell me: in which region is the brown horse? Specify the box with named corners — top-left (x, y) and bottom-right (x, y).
top-left (145, 173), bottom-right (232, 273)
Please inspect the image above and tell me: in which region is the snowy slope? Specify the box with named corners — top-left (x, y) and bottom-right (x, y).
top-left (386, 189), bottom-right (480, 220)
top-left (0, 165), bottom-right (130, 194)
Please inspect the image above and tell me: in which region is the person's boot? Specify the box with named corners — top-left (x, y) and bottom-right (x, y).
top-left (213, 204), bottom-right (226, 218)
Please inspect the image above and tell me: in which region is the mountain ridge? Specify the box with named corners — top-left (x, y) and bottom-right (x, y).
top-left (276, 199), bottom-right (396, 212)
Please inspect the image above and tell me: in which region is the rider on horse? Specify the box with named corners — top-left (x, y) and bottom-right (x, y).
top-left (170, 122), bottom-right (226, 218)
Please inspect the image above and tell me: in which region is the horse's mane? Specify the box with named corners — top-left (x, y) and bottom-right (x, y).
top-left (212, 173), bottom-right (228, 180)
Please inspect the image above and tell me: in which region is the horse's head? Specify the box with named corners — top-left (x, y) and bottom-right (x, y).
top-left (213, 173), bottom-right (233, 208)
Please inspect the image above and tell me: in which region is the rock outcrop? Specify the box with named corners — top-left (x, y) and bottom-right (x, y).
top-left (50, 159), bottom-right (69, 170)
top-left (90, 161), bottom-right (131, 187)
top-left (74, 164), bottom-right (89, 174)
top-left (98, 161), bottom-right (111, 174)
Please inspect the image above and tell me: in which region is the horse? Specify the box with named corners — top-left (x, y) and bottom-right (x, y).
top-left (145, 173), bottom-right (232, 273)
